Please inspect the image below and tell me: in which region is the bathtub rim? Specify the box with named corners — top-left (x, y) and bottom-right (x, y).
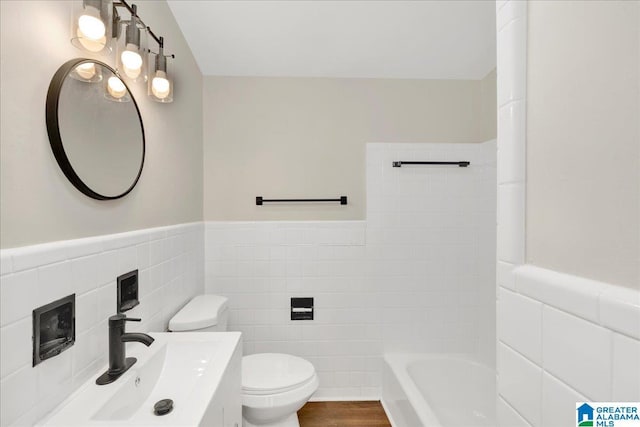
top-left (383, 352), bottom-right (495, 427)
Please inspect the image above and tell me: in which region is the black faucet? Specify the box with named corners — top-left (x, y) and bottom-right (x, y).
top-left (96, 314), bottom-right (154, 385)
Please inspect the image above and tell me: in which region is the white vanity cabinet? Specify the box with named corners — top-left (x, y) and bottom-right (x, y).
top-left (203, 337), bottom-right (242, 427)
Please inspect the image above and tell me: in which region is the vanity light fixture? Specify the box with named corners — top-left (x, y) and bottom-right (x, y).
top-left (69, 0), bottom-right (176, 101)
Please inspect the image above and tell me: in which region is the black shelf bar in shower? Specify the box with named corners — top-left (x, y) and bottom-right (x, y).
top-left (256, 196), bottom-right (347, 205)
top-left (392, 161), bottom-right (470, 168)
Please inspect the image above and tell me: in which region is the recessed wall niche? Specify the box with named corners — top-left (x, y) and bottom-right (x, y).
top-left (32, 294), bottom-right (76, 366)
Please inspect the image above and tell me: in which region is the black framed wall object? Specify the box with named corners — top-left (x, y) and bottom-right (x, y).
top-left (291, 297), bottom-right (314, 320)
top-left (45, 58), bottom-right (145, 200)
top-left (117, 270), bottom-right (140, 313)
top-left (33, 294), bottom-right (76, 366)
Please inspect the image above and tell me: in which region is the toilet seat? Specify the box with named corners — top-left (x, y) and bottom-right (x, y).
top-left (243, 373), bottom-right (318, 396)
top-left (242, 353), bottom-right (316, 395)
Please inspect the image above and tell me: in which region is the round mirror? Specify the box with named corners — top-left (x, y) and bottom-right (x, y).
top-left (46, 58), bottom-right (145, 200)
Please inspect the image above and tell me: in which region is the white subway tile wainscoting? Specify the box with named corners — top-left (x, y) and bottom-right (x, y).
top-left (497, 265), bottom-right (640, 426)
top-left (206, 220), bottom-right (377, 400)
top-left (0, 223), bottom-right (204, 426)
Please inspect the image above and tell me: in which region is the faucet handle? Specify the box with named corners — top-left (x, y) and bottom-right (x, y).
top-left (108, 314), bottom-right (142, 325)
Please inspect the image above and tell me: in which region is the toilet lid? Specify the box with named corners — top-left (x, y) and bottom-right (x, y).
top-left (242, 353), bottom-right (316, 395)
top-left (168, 295), bottom-right (228, 331)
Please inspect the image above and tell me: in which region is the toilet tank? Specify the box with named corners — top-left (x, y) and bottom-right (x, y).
top-left (169, 295), bottom-right (229, 332)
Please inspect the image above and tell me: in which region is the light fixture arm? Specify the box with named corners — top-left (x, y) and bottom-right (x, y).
top-left (146, 28), bottom-right (176, 60)
top-left (113, 0), bottom-right (137, 21)
top-left (124, 4), bottom-right (140, 46)
top-left (147, 26), bottom-right (162, 48)
top-left (112, 0), bottom-right (175, 59)
top-left (112, 1), bottom-right (148, 41)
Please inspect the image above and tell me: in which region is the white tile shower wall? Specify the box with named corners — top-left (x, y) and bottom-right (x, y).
top-left (366, 142), bottom-right (496, 365)
top-left (205, 141), bottom-right (496, 400)
top-left (497, 265), bottom-right (640, 427)
top-left (0, 223), bottom-right (204, 426)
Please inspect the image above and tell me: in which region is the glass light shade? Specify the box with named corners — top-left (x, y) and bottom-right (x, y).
top-left (148, 53), bottom-right (173, 103)
top-left (69, 62), bottom-right (103, 83)
top-left (70, 0), bottom-right (112, 54)
top-left (151, 72), bottom-right (171, 98)
top-left (115, 22), bottom-right (147, 83)
top-left (104, 75), bottom-right (130, 102)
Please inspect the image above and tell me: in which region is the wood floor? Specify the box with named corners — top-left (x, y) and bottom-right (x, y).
top-left (298, 401), bottom-right (392, 427)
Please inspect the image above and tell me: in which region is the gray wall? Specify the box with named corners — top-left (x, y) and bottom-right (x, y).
top-left (480, 68), bottom-right (497, 142)
top-left (203, 71), bottom-right (496, 221)
top-left (526, 0), bottom-right (639, 288)
top-left (0, 0), bottom-right (204, 249)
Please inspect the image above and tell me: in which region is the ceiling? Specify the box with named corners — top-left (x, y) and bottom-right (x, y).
top-left (167, 1), bottom-right (496, 80)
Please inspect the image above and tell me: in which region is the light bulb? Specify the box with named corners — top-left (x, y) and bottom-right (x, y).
top-left (76, 27), bottom-right (106, 52)
top-left (121, 45), bottom-right (143, 79)
top-left (78, 14), bottom-right (105, 40)
top-left (75, 63), bottom-right (96, 80)
top-left (107, 76), bottom-right (127, 99)
top-left (152, 71), bottom-right (171, 99)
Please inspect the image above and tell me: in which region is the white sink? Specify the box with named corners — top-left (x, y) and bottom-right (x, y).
top-left (38, 332), bottom-right (242, 427)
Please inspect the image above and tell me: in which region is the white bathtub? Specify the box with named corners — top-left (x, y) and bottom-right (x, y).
top-left (382, 354), bottom-right (496, 427)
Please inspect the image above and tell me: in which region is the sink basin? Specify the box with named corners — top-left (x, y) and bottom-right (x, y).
top-left (37, 332), bottom-right (242, 426)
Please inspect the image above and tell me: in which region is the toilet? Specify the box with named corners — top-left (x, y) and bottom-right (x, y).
top-left (169, 295), bottom-right (319, 427)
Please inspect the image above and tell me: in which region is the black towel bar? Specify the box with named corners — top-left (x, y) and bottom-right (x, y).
top-left (392, 161), bottom-right (470, 167)
top-left (256, 196), bottom-right (347, 205)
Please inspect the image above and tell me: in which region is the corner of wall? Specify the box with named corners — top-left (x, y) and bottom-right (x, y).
top-left (497, 2), bottom-right (640, 426)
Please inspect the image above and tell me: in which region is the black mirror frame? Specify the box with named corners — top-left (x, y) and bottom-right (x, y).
top-left (45, 58), bottom-right (145, 200)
